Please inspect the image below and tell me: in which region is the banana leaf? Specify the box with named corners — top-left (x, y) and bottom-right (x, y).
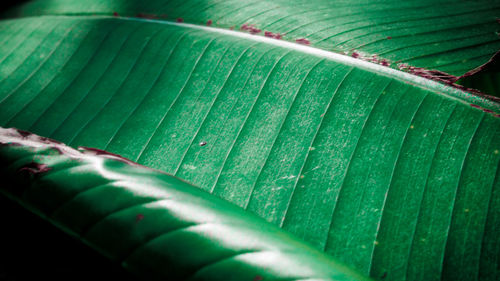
top-left (0, 1), bottom-right (499, 281)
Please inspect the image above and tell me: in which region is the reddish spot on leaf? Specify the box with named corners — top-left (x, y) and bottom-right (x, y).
top-left (206, 19), bottom-right (213, 26)
top-left (113, 12), bottom-right (119, 17)
top-left (249, 27), bottom-right (261, 34)
top-left (241, 23), bottom-right (261, 34)
top-left (253, 276), bottom-right (263, 281)
top-left (78, 146), bottom-right (139, 166)
top-left (177, 18), bottom-right (183, 23)
top-left (398, 63), bottom-right (409, 70)
top-left (468, 104), bottom-right (497, 116)
top-left (295, 38), bottom-right (310, 45)
top-left (264, 31), bottom-right (284, 40)
top-left (407, 67), bottom-right (459, 84)
top-left (18, 162), bottom-right (51, 176)
top-left (17, 129), bottom-right (31, 138)
top-left (79, 147), bottom-right (122, 157)
top-left (386, 36), bottom-right (392, 40)
top-left (380, 59), bottom-right (390, 66)
top-left (250, 28), bottom-right (261, 34)
top-left (136, 214), bottom-right (145, 222)
top-left (351, 51), bottom-right (360, 58)
top-left (137, 13), bottom-right (158, 19)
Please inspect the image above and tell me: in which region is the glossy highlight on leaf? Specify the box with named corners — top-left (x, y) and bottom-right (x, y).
top-left (0, 127), bottom-right (370, 281)
top-left (0, 2), bottom-right (499, 281)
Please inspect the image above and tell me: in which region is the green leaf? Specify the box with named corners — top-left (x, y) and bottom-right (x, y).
top-left (0, 9), bottom-right (499, 281)
top-left (0, 127), bottom-right (370, 281)
top-left (4, 0), bottom-right (500, 76)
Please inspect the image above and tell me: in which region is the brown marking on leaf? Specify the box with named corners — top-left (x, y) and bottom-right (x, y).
top-left (137, 13), bottom-right (158, 19)
top-left (295, 38), bottom-right (310, 45)
top-left (264, 31), bottom-right (284, 40)
top-left (253, 276), bottom-right (263, 281)
top-left (398, 63), bottom-right (409, 70)
top-left (136, 214), bottom-right (145, 222)
top-left (206, 19), bottom-right (213, 26)
top-left (8, 128), bottom-right (63, 145)
top-left (249, 27), bottom-right (261, 34)
top-left (18, 162), bottom-right (51, 176)
top-left (241, 23), bottom-right (261, 34)
top-left (458, 51), bottom-right (500, 80)
top-left (78, 146), bottom-right (140, 166)
top-left (176, 18), bottom-right (183, 23)
top-left (468, 103), bottom-right (500, 117)
top-left (380, 59), bottom-right (390, 66)
top-left (0, 128), bottom-right (154, 172)
top-left (398, 50), bottom-right (500, 103)
top-left (395, 60), bottom-right (499, 104)
top-left (17, 129), bottom-right (31, 138)
top-left (406, 66), bottom-right (459, 84)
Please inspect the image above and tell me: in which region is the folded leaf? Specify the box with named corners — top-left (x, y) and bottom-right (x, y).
top-left (0, 14), bottom-right (499, 281)
top-left (0, 127), bottom-right (371, 281)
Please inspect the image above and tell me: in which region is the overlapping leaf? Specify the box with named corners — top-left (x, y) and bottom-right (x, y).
top-left (0, 4), bottom-right (499, 281)
top-left (3, 0), bottom-right (500, 77)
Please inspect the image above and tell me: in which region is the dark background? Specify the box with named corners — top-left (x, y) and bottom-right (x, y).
top-left (0, 1), bottom-right (27, 13)
top-left (0, 196), bottom-right (138, 281)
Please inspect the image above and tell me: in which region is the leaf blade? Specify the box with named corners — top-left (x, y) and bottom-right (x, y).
top-left (0, 15), bottom-right (499, 281)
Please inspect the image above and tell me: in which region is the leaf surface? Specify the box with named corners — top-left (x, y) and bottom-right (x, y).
top-left (3, 0), bottom-right (500, 76)
top-left (0, 13), bottom-right (499, 281)
top-left (0, 128), bottom-right (370, 281)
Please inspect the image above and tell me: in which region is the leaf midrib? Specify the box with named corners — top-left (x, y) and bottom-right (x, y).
top-left (6, 14), bottom-right (498, 114)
